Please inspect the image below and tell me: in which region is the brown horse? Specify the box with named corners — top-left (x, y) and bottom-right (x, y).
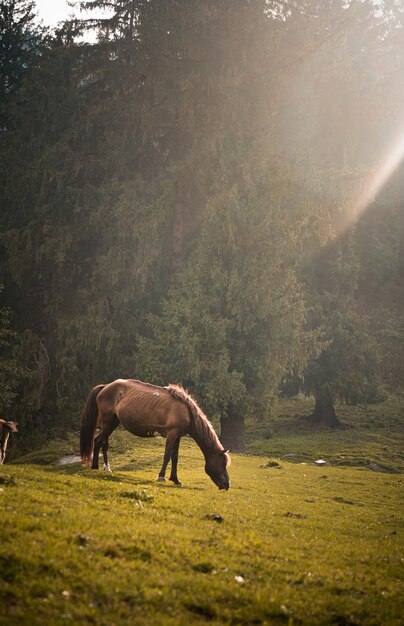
top-left (0, 419), bottom-right (18, 465)
top-left (80, 379), bottom-right (230, 490)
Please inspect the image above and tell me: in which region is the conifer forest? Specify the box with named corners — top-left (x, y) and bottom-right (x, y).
top-left (1, 0), bottom-right (404, 453)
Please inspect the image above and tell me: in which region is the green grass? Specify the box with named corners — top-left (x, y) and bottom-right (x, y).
top-left (0, 397), bottom-right (403, 625)
top-left (247, 395), bottom-right (404, 472)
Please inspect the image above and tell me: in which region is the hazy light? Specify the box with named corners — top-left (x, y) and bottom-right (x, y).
top-left (352, 117), bottom-right (404, 221)
top-left (34, 0), bottom-right (112, 41)
top-left (35, 0), bottom-right (73, 26)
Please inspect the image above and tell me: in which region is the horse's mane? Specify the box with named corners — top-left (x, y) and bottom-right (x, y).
top-left (167, 384), bottom-right (223, 452)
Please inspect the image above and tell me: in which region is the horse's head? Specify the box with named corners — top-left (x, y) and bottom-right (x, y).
top-left (205, 449), bottom-right (231, 490)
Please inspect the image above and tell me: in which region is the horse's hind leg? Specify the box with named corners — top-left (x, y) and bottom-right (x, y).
top-left (92, 414), bottom-right (119, 470)
top-left (101, 439), bottom-right (111, 471)
top-left (169, 437), bottom-right (182, 485)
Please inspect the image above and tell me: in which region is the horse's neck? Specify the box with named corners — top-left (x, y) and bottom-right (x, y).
top-left (188, 418), bottom-right (222, 459)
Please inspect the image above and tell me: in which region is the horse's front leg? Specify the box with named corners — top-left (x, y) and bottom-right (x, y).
top-left (169, 437), bottom-right (182, 485)
top-left (158, 430), bottom-right (179, 483)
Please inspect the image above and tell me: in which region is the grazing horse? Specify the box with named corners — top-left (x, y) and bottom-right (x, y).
top-left (0, 420), bottom-right (18, 464)
top-left (80, 379), bottom-right (230, 490)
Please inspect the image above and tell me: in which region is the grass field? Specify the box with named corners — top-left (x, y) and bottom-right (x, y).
top-left (0, 397), bottom-right (403, 625)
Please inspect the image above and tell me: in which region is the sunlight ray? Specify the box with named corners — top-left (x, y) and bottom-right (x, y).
top-left (352, 117), bottom-right (404, 222)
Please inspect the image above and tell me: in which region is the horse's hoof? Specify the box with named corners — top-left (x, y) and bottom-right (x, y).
top-left (169, 478), bottom-right (182, 486)
top-left (157, 476), bottom-right (167, 482)
top-left (103, 464), bottom-right (112, 472)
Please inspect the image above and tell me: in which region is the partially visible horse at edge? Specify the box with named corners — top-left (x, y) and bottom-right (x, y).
top-left (80, 379), bottom-right (230, 490)
top-left (0, 419), bottom-right (18, 464)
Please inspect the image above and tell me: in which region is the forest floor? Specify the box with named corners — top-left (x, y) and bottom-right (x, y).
top-left (0, 396), bottom-right (403, 625)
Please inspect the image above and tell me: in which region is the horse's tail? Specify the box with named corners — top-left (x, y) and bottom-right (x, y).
top-left (80, 384), bottom-right (105, 465)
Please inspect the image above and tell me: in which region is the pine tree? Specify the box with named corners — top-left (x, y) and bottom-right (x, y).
top-left (301, 231), bottom-right (384, 427)
top-left (0, 0), bottom-right (47, 126)
top-left (131, 0), bottom-right (329, 449)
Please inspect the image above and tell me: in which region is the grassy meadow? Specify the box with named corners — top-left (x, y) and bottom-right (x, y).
top-left (0, 397), bottom-right (403, 626)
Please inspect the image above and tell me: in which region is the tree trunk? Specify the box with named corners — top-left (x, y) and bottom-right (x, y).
top-left (220, 404), bottom-right (246, 453)
top-left (32, 336), bottom-right (50, 429)
top-left (308, 390), bottom-right (341, 428)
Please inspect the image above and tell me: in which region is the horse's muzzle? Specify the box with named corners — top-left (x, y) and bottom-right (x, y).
top-left (219, 481), bottom-right (230, 491)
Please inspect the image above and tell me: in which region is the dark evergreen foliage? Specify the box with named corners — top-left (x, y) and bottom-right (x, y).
top-left (0, 0), bottom-right (403, 446)
top-left (0, 0), bottom-right (48, 126)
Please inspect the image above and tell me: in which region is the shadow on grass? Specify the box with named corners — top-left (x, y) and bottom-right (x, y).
top-left (43, 464), bottom-right (207, 491)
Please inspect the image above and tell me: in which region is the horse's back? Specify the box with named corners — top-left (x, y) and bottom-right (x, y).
top-left (100, 379), bottom-right (191, 436)
top-left (98, 379), bottom-right (164, 404)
